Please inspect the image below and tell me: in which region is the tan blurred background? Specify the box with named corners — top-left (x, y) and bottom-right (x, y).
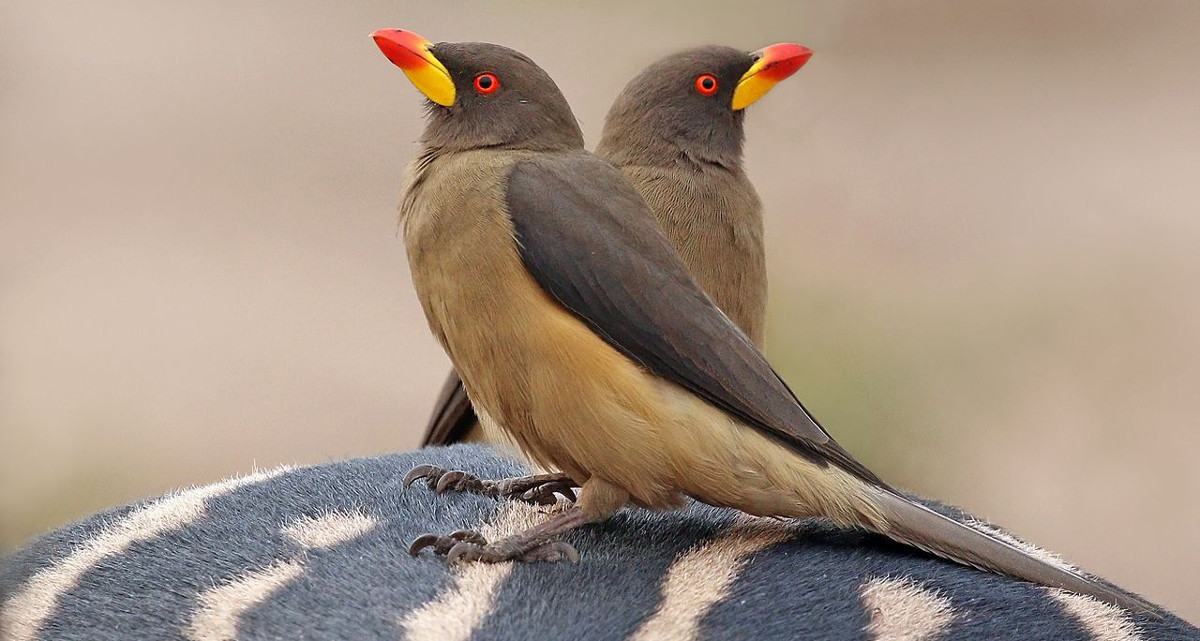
top-left (2, 0), bottom-right (1197, 622)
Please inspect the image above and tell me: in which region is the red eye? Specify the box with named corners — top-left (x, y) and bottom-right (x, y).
top-left (474, 72), bottom-right (499, 94)
top-left (695, 74), bottom-right (718, 95)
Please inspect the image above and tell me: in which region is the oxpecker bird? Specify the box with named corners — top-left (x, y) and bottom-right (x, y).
top-left (372, 28), bottom-right (1156, 615)
top-left (422, 43), bottom-right (811, 447)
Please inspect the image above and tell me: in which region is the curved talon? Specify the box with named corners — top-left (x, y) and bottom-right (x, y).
top-left (408, 533), bottom-right (443, 556)
top-left (435, 470), bottom-right (470, 494)
top-left (529, 482), bottom-right (576, 503)
top-left (403, 465), bottom-right (444, 488)
top-left (447, 541), bottom-right (483, 564)
top-left (560, 542), bottom-right (581, 563)
top-left (520, 490), bottom-right (552, 506)
top-left (529, 541), bottom-right (580, 564)
top-left (521, 487), bottom-right (559, 506)
top-left (553, 483), bottom-right (579, 502)
top-left (405, 467), bottom-right (576, 506)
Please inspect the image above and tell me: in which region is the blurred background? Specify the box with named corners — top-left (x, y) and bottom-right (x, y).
top-left (2, 0), bottom-right (1197, 622)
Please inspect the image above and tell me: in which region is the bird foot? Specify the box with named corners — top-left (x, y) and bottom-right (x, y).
top-left (403, 465), bottom-right (576, 505)
top-left (408, 529), bottom-right (580, 564)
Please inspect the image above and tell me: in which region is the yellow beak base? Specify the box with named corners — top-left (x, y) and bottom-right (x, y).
top-left (731, 43), bottom-right (813, 111)
top-left (372, 29), bottom-right (456, 107)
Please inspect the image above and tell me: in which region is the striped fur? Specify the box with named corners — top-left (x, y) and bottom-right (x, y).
top-left (1, 446), bottom-right (1194, 641)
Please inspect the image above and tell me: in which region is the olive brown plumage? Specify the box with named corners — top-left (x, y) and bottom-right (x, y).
top-left (372, 28), bottom-right (1158, 615)
top-left (420, 43), bottom-right (812, 447)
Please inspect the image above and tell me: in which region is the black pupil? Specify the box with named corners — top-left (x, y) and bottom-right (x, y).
top-left (702, 77), bottom-right (714, 90)
top-left (479, 75), bottom-right (493, 89)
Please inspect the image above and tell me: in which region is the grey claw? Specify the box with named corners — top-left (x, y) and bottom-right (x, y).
top-left (403, 465), bottom-right (442, 488)
top-left (521, 490), bottom-right (554, 506)
top-left (521, 541), bottom-right (580, 563)
top-left (447, 541), bottom-right (483, 564)
top-left (435, 470), bottom-right (469, 494)
top-left (408, 534), bottom-right (442, 556)
top-left (523, 482), bottom-right (576, 504)
top-left (554, 541), bottom-right (581, 563)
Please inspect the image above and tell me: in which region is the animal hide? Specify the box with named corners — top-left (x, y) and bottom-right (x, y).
top-left (1, 445), bottom-right (1194, 641)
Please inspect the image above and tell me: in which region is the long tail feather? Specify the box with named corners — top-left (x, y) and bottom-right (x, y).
top-left (874, 491), bottom-right (1160, 617)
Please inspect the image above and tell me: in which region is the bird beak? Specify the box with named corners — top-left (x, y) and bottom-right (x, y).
top-left (371, 28), bottom-right (456, 107)
top-left (731, 43), bottom-right (813, 111)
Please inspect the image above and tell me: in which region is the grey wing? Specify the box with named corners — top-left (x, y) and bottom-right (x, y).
top-left (505, 154), bottom-right (885, 488)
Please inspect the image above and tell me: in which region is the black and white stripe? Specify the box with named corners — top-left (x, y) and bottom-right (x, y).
top-left (2, 446), bottom-right (1192, 641)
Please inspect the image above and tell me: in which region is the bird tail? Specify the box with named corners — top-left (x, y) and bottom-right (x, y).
top-left (873, 490), bottom-right (1160, 616)
top-left (422, 371), bottom-right (478, 446)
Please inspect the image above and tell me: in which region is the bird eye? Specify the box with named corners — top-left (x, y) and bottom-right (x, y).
top-left (695, 74), bottom-right (718, 96)
top-left (474, 72), bottom-right (499, 94)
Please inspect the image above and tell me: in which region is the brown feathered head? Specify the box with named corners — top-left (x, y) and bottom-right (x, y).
top-left (597, 44), bottom-right (811, 169)
top-left (373, 29), bottom-right (584, 154)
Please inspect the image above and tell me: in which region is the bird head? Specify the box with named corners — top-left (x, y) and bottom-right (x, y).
top-left (372, 29), bottom-right (584, 153)
top-left (598, 43), bottom-right (812, 167)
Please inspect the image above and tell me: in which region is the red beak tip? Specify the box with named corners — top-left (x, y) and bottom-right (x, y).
top-left (757, 43), bottom-right (813, 80)
top-left (372, 28), bottom-right (429, 70)
top-left (775, 43), bottom-right (813, 61)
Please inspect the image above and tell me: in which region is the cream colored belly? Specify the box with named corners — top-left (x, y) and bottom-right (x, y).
top-left (464, 289), bottom-right (881, 525)
top-left (403, 151), bottom-right (877, 524)
top-left (648, 381), bottom-right (884, 527)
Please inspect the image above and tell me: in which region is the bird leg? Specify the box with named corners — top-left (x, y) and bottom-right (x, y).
top-left (403, 465), bottom-right (577, 505)
top-left (409, 506), bottom-right (588, 563)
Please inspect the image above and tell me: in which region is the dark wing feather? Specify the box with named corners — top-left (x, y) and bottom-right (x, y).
top-left (420, 369), bottom-right (477, 446)
top-left (505, 154), bottom-right (885, 487)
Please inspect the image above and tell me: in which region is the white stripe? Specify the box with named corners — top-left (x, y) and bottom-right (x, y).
top-left (1049, 590), bottom-right (1144, 641)
top-left (186, 561), bottom-right (306, 641)
top-left (629, 519), bottom-right (793, 641)
top-left (861, 577), bottom-right (955, 641)
top-left (400, 502), bottom-right (548, 641)
top-left (282, 511), bottom-right (377, 549)
top-left (0, 466), bottom-right (290, 641)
